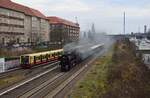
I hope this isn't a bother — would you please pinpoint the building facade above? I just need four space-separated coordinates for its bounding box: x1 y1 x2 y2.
0 0 49 45
47 17 80 46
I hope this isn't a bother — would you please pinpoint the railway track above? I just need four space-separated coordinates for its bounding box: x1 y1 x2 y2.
18 66 80 98
0 63 60 98
45 54 100 98
0 60 59 79
0 50 105 98
0 61 60 92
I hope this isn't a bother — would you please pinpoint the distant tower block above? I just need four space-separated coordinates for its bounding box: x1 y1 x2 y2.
91 23 96 34
144 25 147 33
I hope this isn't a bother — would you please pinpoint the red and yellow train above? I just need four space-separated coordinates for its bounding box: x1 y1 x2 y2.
20 49 63 68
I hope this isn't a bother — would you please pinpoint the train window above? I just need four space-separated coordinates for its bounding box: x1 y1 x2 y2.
52 53 55 57
49 54 51 58
35 56 37 60
58 52 61 56
40 55 42 61
44 55 47 59
60 52 63 55
55 53 57 57
42 55 45 59
46 54 48 60
36 56 39 60
57 52 60 56
34 56 36 63
54 53 56 56
40 55 42 59
46 54 48 57
42 55 44 59
57 53 59 56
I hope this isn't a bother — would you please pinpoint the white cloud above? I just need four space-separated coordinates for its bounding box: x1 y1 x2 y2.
12 0 92 12
47 0 92 12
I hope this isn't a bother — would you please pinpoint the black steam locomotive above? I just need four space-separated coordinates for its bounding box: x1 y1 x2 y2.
59 44 104 72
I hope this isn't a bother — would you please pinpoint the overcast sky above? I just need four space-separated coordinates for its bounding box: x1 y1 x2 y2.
12 0 150 34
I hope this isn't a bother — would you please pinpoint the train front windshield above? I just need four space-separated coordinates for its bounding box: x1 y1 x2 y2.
21 56 29 65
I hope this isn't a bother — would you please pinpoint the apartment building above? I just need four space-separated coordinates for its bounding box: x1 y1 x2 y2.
47 16 80 46
0 0 49 45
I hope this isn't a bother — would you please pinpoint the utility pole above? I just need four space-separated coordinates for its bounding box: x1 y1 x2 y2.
123 12 126 35
144 25 147 33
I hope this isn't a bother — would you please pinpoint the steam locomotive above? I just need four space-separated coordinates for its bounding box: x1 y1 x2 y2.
59 44 104 71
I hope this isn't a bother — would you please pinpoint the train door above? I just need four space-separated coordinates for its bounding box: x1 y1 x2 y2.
34 56 36 64
46 54 48 61
52 53 55 60
40 55 42 62
21 56 29 65
53 53 56 59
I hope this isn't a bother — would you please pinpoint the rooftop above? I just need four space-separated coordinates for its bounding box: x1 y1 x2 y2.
0 0 46 19
47 16 79 28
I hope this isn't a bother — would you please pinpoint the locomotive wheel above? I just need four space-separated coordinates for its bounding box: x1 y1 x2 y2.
61 65 70 72
65 65 70 71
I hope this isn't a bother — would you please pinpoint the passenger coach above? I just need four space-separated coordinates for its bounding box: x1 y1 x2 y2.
20 49 63 68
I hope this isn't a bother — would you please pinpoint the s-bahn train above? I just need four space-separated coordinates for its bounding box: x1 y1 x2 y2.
59 44 104 72
20 49 63 68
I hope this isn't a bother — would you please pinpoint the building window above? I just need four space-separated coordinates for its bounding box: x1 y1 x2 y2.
17 38 19 43
28 38 30 43
50 24 56 29
2 38 4 44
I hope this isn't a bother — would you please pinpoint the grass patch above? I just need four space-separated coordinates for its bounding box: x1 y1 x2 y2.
0 74 25 89
105 39 150 98
68 48 113 98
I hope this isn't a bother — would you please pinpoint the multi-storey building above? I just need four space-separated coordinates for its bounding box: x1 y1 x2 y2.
47 16 80 46
0 0 49 45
